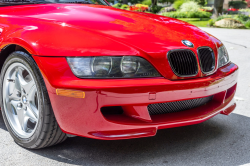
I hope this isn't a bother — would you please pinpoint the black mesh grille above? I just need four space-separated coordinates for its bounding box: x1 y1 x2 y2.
148 96 213 115
198 47 215 73
168 50 198 76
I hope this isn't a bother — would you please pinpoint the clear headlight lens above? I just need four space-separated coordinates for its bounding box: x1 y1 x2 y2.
121 56 139 74
92 57 112 77
218 45 230 68
67 56 161 78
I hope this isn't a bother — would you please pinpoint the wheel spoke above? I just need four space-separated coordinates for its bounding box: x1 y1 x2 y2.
23 117 29 132
9 88 21 101
11 101 25 130
15 69 23 92
22 80 35 96
10 100 20 110
16 68 35 95
6 101 16 115
26 105 38 122
27 86 36 101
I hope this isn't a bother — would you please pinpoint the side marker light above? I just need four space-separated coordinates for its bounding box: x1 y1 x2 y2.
56 89 85 98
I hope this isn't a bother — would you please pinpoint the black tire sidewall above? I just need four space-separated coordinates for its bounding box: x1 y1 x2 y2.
0 51 50 148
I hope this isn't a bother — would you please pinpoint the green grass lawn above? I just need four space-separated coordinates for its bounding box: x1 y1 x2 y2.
178 18 210 27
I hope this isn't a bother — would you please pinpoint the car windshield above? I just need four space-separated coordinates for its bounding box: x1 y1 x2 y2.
0 0 110 6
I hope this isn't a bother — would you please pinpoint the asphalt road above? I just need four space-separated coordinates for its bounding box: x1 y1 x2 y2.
0 28 250 166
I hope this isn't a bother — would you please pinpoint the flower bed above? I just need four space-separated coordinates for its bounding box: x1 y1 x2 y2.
129 4 149 12
112 3 149 12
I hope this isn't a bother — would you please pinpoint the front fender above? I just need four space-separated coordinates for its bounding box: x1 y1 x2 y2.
0 21 139 57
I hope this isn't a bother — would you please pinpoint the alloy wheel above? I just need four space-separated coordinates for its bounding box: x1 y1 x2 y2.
3 62 39 138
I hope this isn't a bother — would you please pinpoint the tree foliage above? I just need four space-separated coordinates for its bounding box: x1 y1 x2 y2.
173 0 185 10
141 0 152 6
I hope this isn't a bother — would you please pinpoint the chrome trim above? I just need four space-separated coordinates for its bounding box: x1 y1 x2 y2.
167 49 199 77
197 46 217 75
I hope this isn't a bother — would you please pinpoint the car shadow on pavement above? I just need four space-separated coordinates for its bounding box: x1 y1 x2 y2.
1 113 250 166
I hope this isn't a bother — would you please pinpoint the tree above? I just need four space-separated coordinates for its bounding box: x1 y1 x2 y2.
151 0 157 7
213 0 224 18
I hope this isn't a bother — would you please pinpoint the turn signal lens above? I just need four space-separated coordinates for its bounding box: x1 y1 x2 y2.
56 89 85 98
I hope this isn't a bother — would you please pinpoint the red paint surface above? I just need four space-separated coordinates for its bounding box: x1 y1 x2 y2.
0 4 238 140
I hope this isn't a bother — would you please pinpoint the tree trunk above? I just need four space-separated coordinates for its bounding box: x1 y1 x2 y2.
150 0 157 12
151 0 157 6
213 0 224 18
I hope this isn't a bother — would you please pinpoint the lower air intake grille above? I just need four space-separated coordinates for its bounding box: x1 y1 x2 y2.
198 47 215 73
148 96 213 115
168 50 198 76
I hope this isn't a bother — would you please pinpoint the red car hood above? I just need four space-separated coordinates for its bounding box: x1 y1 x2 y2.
1 4 218 53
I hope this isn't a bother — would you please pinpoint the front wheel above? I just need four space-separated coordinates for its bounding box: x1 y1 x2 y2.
0 51 67 149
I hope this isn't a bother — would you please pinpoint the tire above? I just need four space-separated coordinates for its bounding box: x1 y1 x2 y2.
0 51 67 149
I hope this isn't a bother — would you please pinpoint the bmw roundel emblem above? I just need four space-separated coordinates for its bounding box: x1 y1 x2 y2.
182 40 194 48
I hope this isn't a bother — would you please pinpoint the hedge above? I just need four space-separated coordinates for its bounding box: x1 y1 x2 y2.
162 11 212 18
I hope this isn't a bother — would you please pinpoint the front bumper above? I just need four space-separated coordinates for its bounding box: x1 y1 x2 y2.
33 56 238 140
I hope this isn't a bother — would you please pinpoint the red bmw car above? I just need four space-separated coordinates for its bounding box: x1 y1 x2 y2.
0 0 238 149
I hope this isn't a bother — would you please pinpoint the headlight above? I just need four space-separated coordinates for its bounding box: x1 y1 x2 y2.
67 56 161 78
218 45 230 68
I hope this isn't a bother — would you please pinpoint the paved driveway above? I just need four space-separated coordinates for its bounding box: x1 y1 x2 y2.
0 28 250 166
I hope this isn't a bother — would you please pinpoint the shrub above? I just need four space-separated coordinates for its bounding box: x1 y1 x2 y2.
245 20 250 28
214 14 250 29
141 0 151 6
193 0 207 6
229 1 247 9
173 0 185 10
235 14 250 22
112 3 122 8
120 4 129 10
239 9 250 12
162 11 212 18
216 15 233 22
208 19 215 26
201 6 213 11
216 14 250 22
151 5 163 13
180 1 200 12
